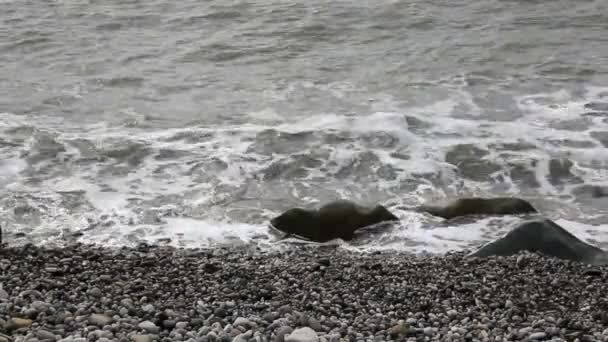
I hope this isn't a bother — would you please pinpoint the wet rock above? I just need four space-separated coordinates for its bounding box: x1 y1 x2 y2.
547 158 582 186
445 144 501 182
470 219 608 265
261 155 322 180
572 184 608 199
418 197 537 220
508 160 540 188
270 200 398 242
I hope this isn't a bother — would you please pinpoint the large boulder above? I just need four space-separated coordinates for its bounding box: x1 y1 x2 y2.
270 200 399 242
418 197 537 220
470 219 608 265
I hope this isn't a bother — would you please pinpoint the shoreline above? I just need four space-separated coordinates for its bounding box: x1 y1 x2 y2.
1 244 608 341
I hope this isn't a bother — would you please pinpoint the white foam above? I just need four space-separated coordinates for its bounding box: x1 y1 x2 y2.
3 84 608 253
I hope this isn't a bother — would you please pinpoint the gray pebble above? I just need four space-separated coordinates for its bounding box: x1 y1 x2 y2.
138 321 160 334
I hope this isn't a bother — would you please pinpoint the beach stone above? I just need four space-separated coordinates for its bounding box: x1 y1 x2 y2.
275 326 294 342
89 287 102 298
176 321 189 329
529 332 547 340
139 321 160 334
233 317 253 329
162 320 176 329
307 317 323 332
7 317 33 330
0 288 8 300
89 314 112 326
285 327 319 342
263 312 280 323
206 331 218 341
37 329 57 341
132 335 152 342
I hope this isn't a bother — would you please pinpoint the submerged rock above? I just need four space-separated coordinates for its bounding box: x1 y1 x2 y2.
470 219 608 265
270 200 399 242
444 144 501 182
418 197 538 220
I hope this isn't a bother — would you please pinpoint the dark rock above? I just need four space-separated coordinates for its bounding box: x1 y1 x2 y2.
444 144 501 182
584 102 608 112
162 320 176 329
470 219 608 265
583 269 602 277
204 263 221 274
269 200 398 242
590 131 608 147
547 158 582 186
317 258 330 267
417 197 537 220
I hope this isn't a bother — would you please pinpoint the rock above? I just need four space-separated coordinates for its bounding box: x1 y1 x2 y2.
285 327 319 342
162 320 176 329
317 259 330 267
444 144 501 181
263 312 279 323
547 158 582 186
37 329 57 341
307 317 323 331
88 287 102 298
0 288 8 301
233 317 252 329
138 321 160 334
590 131 608 148
176 321 189 329
89 314 112 326
275 326 294 342
418 197 537 220
585 102 608 112
6 317 33 331
131 334 152 342
388 322 409 336
270 200 398 242
470 219 608 265
529 332 547 340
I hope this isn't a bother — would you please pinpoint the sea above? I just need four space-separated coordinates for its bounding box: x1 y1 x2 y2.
1 0 608 253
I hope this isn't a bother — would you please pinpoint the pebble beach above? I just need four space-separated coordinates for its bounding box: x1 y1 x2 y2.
1 244 608 342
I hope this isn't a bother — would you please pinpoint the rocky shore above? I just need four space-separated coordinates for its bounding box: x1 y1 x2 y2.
1 243 608 342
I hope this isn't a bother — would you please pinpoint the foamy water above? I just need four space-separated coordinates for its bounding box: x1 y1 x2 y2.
1 0 608 253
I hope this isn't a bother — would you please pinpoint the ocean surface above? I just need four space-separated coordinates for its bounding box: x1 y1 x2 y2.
2 0 608 253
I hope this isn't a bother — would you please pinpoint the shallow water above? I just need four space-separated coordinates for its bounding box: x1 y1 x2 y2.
2 0 608 252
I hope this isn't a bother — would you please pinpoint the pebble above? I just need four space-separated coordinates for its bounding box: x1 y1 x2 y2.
285 327 319 342
36 329 57 341
529 332 547 340
275 326 294 342
0 244 605 342
7 317 33 330
138 321 160 334
132 334 152 342
89 314 112 326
